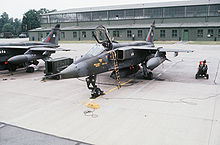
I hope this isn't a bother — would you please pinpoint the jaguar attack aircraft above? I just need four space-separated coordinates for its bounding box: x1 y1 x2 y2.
58 21 192 98
0 24 60 72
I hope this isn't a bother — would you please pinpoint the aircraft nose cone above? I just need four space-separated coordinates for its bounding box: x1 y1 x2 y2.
60 64 78 79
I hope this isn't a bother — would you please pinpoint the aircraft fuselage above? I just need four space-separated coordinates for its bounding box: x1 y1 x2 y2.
60 44 156 79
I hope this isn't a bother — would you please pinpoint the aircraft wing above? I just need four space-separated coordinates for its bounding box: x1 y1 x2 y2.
55 48 71 51
0 44 57 49
118 46 193 53
29 48 56 52
0 46 29 49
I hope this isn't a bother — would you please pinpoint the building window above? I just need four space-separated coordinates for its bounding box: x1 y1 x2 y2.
164 7 185 18
61 32 65 38
113 31 119 37
138 30 142 38
186 5 208 17
197 29 203 38
160 30 165 38
218 29 220 37
73 32 77 38
127 30 132 37
109 10 124 20
207 29 213 37
172 30 177 38
82 32 86 38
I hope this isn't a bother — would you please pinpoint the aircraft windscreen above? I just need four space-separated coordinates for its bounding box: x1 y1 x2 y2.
93 25 111 44
86 44 105 56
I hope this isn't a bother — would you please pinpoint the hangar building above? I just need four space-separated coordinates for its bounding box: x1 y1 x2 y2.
29 0 220 41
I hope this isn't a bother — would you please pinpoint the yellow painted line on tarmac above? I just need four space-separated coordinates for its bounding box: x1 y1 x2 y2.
81 79 134 106
89 78 134 101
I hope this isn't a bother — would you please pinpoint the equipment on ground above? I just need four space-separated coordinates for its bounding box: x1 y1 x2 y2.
195 60 209 79
44 57 73 80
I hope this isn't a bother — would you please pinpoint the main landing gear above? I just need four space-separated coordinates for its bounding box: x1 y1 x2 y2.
142 63 153 80
26 67 35 73
86 75 104 99
26 61 39 73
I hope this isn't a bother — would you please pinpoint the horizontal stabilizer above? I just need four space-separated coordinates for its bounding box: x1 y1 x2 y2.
158 47 194 53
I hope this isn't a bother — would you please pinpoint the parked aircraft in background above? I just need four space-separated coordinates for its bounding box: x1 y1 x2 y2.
0 24 60 72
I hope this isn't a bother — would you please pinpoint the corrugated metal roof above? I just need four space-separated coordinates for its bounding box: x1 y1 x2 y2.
42 0 220 16
29 22 220 32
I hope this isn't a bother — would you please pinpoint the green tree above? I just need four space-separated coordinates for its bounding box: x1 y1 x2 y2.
22 8 56 31
14 18 22 35
1 12 9 24
2 23 14 33
22 9 41 32
21 8 56 32
0 12 22 35
0 12 9 33
38 8 56 15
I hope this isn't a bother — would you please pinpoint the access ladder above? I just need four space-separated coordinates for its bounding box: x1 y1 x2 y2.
111 50 121 88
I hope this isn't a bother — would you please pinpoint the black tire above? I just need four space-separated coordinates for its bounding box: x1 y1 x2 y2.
195 74 198 79
26 67 34 73
206 74 209 79
56 75 61 80
95 88 101 96
147 72 153 80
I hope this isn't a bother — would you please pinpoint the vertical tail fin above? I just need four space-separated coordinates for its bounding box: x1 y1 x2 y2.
42 24 60 45
146 21 155 44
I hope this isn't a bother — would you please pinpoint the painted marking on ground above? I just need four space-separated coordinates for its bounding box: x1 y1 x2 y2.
80 79 134 106
90 78 134 101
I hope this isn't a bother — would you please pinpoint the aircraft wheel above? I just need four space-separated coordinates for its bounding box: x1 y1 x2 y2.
95 88 102 96
26 67 34 73
206 74 209 79
55 75 61 80
91 88 104 99
195 74 198 79
147 72 153 80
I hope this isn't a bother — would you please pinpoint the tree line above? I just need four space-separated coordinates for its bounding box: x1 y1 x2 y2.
0 8 56 37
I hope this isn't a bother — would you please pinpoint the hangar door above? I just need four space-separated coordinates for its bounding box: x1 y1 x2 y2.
183 30 189 41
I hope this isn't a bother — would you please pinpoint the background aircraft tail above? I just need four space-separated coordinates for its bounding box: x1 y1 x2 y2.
42 24 60 45
146 21 155 44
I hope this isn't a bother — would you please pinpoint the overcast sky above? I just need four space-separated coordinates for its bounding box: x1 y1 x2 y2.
0 0 188 19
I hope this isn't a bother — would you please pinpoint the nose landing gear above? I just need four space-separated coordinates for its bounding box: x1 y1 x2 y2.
86 75 104 99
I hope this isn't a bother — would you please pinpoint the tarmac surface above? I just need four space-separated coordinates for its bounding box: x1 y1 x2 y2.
0 38 220 145
0 122 91 145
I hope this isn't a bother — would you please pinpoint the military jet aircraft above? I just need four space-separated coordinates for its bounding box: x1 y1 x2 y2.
0 24 60 72
58 21 192 98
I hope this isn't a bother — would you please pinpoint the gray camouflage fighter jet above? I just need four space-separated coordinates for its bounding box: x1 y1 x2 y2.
59 21 192 98
0 24 60 72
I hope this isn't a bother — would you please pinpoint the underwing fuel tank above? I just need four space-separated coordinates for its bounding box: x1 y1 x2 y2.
146 57 165 70
8 54 35 65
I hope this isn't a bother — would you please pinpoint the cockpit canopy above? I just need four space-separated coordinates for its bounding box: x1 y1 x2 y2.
85 44 105 57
